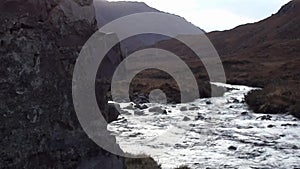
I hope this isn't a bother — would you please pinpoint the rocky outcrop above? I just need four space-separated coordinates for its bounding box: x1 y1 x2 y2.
0 0 125 168
245 83 300 118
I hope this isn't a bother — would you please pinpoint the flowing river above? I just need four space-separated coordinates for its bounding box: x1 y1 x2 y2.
108 83 300 169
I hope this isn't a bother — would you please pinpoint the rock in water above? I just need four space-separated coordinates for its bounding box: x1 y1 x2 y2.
183 116 191 121
162 110 168 115
149 107 164 113
134 110 144 116
241 112 248 116
107 103 121 123
134 104 148 110
228 146 237 151
180 107 188 111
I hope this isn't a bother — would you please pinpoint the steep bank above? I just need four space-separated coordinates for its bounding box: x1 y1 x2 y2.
207 0 300 117
0 0 125 168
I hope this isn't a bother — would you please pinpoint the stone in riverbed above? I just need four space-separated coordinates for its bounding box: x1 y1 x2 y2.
134 104 148 110
183 116 191 121
148 107 164 113
162 110 168 115
180 107 188 111
281 123 298 127
241 112 248 116
257 115 272 120
195 113 205 121
267 124 276 128
228 146 237 151
206 101 212 105
134 110 144 116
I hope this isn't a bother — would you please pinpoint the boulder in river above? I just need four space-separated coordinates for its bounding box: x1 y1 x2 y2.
183 116 191 121
257 115 272 120
162 110 168 115
206 101 212 105
149 107 164 113
228 146 237 151
267 124 276 128
180 107 188 111
195 113 206 121
134 110 144 116
107 103 121 123
134 104 148 110
241 112 248 116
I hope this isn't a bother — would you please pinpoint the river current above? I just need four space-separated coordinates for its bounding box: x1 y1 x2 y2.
108 83 300 169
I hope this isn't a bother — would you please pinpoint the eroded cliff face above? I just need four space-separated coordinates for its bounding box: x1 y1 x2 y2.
0 0 125 168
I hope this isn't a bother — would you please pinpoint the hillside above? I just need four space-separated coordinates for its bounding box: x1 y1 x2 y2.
207 0 300 117
94 0 159 27
121 0 300 117
207 0 300 86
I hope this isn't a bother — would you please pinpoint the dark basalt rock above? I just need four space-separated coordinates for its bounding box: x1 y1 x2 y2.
162 110 168 115
0 0 125 168
256 115 272 121
195 113 206 121
206 101 212 105
241 112 248 116
107 103 121 123
134 104 148 110
228 146 237 151
267 124 276 128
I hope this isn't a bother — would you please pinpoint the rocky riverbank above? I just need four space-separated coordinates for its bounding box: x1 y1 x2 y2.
245 82 300 119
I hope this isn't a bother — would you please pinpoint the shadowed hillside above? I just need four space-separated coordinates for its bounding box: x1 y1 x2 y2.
207 0 300 117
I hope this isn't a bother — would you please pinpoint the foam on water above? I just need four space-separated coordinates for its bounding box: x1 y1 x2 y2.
108 83 300 169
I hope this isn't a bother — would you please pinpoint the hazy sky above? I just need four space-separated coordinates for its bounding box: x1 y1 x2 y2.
108 0 290 32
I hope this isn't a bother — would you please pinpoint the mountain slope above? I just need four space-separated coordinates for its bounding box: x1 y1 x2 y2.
94 0 159 27
207 0 300 117
207 0 300 86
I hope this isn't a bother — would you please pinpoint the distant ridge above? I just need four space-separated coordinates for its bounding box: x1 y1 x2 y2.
94 0 159 27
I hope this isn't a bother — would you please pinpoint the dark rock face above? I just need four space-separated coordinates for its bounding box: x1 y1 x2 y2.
0 0 125 168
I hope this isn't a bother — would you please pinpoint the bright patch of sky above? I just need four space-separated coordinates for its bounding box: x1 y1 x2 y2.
107 0 291 32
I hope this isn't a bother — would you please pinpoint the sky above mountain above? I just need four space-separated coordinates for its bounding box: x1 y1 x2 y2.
107 0 291 32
